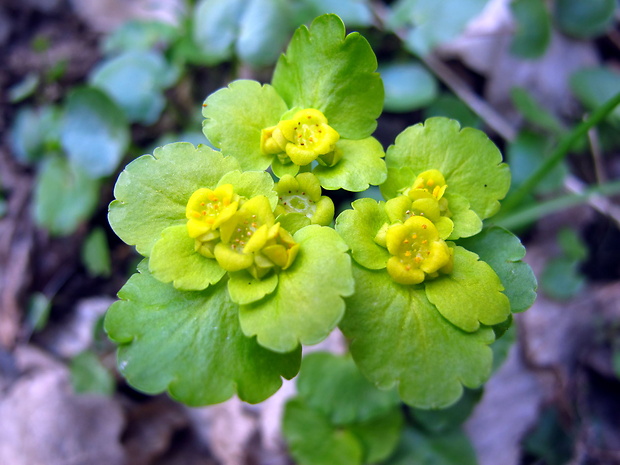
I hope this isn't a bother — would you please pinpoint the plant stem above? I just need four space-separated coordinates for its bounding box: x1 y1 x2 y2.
494 180 620 230
500 91 620 214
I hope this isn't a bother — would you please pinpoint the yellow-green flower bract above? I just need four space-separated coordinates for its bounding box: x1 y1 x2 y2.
274 173 335 226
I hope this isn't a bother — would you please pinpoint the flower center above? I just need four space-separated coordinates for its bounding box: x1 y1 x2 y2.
384 216 453 285
408 169 448 201
186 184 239 239
261 109 340 166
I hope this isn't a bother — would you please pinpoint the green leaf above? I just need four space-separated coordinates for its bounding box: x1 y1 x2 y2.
228 271 278 305
8 72 39 103
149 225 226 290
272 14 383 139
81 227 112 278
202 80 288 171
380 62 438 112
491 322 515 371
335 198 390 270
297 0 373 26
557 227 588 261
105 266 301 405
34 155 100 236
109 142 240 256
236 0 294 67
349 408 403 463
283 398 363 465
26 292 51 332
103 20 179 54
90 50 178 125
275 212 311 235
70 350 115 396
383 117 510 220
192 0 245 64
511 87 565 135
424 246 511 332
239 225 354 353
271 157 301 178
9 105 62 164
313 137 387 192
554 0 615 39
297 352 400 425
506 131 566 195
391 0 489 56
384 427 478 465
444 193 483 239
570 67 620 124
409 388 483 433
510 0 551 59
61 86 129 178
541 256 585 301
340 264 494 409
458 226 537 313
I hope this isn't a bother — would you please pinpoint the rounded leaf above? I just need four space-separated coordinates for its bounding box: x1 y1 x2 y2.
202 80 288 171
340 264 494 409
239 225 354 353
90 50 178 124
335 198 391 270
382 117 510 220
105 265 301 406
458 226 537 313
424 246 511 332
109 142 241 257
272 14 383 139
61 86 129 178
313 137 387 192
149 225 227 290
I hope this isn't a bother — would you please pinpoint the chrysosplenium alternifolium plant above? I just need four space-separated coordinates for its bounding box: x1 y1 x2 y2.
105 15 536 409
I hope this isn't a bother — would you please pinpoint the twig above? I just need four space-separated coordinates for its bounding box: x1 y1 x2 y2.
587 125 606 183
420 53 517 141
502 91 620 213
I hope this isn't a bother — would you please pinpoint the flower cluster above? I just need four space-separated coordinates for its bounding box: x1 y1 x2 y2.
105 15 536 411
187 186 299 279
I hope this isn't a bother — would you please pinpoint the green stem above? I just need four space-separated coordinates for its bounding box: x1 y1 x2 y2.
500 91 620 214
494 180 620 230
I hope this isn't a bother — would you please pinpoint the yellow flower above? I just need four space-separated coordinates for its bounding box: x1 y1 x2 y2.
186 184 239 258
186 184 239 238
385 216 453 285
274 173 335 226
213 196 299 279
408 169 448 201
261 109 340 166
